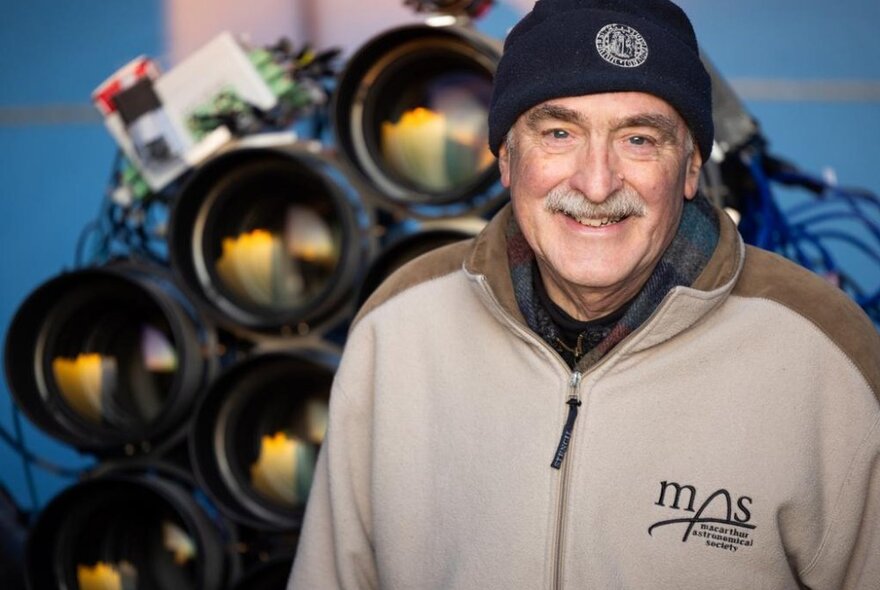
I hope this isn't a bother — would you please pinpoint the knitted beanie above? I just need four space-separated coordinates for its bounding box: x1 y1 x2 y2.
488 0 713 163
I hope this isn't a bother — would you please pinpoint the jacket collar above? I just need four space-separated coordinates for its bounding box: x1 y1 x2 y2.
464 201 745 355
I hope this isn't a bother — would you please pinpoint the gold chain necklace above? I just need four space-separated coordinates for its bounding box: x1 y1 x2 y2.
555 332 586 360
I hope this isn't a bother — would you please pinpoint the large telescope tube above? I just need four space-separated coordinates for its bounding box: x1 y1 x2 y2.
333 24 505 216
169 143 372 337
25 469 236 590
4 264 213 456
189 351 335 530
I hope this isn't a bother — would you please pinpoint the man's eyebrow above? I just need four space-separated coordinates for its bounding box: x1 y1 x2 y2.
614 113 680 143
524 106 682 143
525 104 584 129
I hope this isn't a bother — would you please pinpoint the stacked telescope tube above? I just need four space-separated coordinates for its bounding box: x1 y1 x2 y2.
332 23 507 219
167 137 376 341
25 460 240 590
4 267 341 588
4 262 218 458
356 216 488 308
188 349 336 532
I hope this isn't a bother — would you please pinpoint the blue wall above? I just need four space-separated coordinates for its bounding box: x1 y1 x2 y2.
1 0 879 510
0 0 165 507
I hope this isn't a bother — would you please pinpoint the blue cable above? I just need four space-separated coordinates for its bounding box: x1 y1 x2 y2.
738 149 880 325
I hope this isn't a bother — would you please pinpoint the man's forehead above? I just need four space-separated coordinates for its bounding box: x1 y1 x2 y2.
522 92 687 130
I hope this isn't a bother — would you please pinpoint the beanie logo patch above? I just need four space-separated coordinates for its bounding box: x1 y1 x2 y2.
595 24 649 68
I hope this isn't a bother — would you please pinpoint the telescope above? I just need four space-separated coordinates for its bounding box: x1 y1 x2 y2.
25 462 238 590
188 350 336 530
332 22 506 218
4 263 216 456
168 139 374 338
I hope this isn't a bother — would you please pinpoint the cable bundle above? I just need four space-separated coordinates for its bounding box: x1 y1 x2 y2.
733 146 880 324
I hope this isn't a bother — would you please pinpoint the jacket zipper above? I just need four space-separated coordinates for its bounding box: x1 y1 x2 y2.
552 371 582 590
551 372 583 469
471 276 589 590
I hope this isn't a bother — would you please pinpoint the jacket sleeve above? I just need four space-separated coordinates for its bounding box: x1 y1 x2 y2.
800 415 880 589
287 374 378 590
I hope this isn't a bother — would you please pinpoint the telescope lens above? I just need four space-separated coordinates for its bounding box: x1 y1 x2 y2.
224 375 329 511
43 285 179 433
170 146 371 333
190 353 334 528
333 29 501 207
369 68 494 193
58 485 200 589
6 266 211 454
245 398 327 508
201 160 344 317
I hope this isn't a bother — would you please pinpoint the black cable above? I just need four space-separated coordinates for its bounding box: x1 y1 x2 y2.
0 411 87 480
10 406 38 511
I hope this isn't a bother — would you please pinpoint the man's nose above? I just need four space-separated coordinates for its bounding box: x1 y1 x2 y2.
567 142 623 202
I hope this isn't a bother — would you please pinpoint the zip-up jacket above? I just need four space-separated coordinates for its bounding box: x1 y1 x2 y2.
289 203 880 589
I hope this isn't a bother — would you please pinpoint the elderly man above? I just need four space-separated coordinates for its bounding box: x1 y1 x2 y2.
290 0 880 588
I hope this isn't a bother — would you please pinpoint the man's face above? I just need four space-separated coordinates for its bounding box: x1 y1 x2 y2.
498 92 703 319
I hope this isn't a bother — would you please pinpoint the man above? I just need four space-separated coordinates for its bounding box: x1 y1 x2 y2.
290 0 880 588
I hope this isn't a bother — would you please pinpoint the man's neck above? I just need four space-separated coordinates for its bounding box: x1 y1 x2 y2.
535 259 651 322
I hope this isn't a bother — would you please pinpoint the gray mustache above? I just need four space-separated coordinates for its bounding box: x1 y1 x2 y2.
544 186 647 220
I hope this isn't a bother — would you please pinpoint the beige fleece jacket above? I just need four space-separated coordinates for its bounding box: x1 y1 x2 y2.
289 204 880 589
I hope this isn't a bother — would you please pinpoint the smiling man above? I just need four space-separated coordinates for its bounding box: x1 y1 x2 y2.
499 92 703 323
289 1 880 588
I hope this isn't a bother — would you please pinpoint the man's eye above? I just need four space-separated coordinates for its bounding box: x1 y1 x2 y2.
548 129 570 140
628 135 653 146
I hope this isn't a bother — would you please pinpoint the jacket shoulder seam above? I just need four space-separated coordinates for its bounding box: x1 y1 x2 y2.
732 246 880 402
729 293 880 404
351 239 472 329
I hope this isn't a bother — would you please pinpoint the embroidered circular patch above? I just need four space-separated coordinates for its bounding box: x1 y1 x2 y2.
595 23 649 68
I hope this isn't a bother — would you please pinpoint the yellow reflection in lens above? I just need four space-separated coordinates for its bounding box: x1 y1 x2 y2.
250 432 316 507
52 354 117 424
162 521 197 566
381 106 493 193
215 229 285 307
77 561 137 590
141 325 178 373
215 222 336 309
382 107 448 191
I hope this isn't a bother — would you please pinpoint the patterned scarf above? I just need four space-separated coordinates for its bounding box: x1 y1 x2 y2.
507 194 720 371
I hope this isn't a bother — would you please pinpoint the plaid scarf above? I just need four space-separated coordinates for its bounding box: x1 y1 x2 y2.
507 194 720 371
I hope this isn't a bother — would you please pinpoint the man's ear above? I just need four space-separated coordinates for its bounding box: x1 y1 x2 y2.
684 148 703 200
498 142 511 188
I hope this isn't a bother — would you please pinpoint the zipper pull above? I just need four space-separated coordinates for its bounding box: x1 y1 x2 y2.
551 372 582 470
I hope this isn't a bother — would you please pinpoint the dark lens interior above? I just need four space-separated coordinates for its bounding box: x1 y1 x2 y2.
44 283 178 433
362 49 494 196
201 160 345 316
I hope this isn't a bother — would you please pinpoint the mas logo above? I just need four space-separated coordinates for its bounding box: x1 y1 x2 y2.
595 23 649 68
648 480 756 553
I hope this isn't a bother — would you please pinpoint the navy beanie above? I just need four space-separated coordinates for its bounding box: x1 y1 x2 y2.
488 0 713 163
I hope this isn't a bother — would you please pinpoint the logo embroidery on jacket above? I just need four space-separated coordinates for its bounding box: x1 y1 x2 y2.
648 480 756 553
